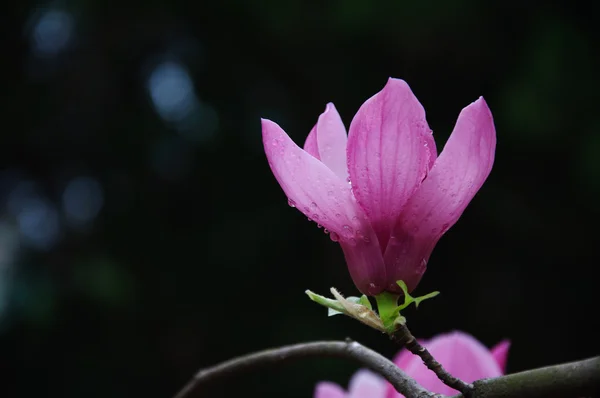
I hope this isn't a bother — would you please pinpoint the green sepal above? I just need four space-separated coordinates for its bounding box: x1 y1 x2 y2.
358 294 372 310
374 291 400 333
394 280 440 312
305 290 345 315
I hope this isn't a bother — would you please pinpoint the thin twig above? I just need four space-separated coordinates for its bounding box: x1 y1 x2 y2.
172 340 437 398
391 324 473 396
452 355 600 398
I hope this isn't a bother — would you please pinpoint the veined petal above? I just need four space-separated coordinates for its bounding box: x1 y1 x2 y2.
348 370 387 398
315 103 349 180
314 382 346 398
339 234 386 296
304 125 320 159
303 103 349 181
347 78 433 250
262 119 373 239
383 97 496 292
423 130 437 170
490 340 511 373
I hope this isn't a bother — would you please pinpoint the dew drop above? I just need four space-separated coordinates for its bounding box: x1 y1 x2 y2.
329 232 340 242
349 237 357 246
310 202 318 208
442 223 450 231
335 213 341 218
272 139 279 146
317 223 322 229
287 198 296 208
323 228 329 234
343 225 354 233
367 283 380 296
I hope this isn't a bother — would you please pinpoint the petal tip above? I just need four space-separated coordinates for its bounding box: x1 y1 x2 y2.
385 77 410 89
260 118 274 129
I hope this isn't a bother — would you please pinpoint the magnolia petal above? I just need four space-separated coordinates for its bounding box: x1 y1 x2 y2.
347 78 432 250
423 129 438 170
339 236 386 296
262 119 374 238
315 103 349 180
314 382 346 398
490 339 511 373
304 125 320 159
348 369 387 398
384 97 496 292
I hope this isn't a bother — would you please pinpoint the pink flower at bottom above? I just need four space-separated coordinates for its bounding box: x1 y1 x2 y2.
314 331 510 398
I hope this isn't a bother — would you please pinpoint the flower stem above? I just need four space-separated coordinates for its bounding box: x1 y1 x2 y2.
391 323 474 396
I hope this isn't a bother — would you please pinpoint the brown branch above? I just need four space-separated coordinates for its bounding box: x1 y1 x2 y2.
172 340 438 398
451 355 600 398
391 324 473 396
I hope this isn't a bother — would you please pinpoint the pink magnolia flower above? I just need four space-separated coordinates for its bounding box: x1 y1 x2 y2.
262 78 496 295
314 331 510 398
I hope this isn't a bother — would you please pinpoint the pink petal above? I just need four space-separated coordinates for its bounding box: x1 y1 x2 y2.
383 97 496 292
314 382 347 398
490 339 511 373
348 370 387 398
347 78 433 250
264 119 386 294
339 236 387 295
316 103 349 180
423 130 437 170
262 119 378 237
304 125 320 159
388 331 502 397
303 104 348 181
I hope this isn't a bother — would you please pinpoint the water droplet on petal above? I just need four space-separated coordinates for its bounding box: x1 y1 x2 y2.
349 237 357 246
287 198 296 208
367 283 380 296
330 232 340 242
323 228 329 234
272 139 279 146
335 213 341 218
418 258 428 272
310 202 318 208
343 225 353 233
356 230 371 244
316 223 322 228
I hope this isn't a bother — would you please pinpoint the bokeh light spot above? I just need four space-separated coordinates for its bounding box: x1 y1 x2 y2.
30 9 74 56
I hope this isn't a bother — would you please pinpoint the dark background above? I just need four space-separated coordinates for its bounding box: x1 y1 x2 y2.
1 1 598 397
